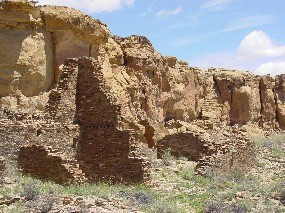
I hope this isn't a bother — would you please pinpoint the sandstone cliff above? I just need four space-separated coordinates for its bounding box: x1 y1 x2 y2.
0 0 284 184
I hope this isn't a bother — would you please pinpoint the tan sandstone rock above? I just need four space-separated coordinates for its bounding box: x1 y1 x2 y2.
0 0 283 184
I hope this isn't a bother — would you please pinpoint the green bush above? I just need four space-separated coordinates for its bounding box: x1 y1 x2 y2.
162 148 174 166
22 183 39 201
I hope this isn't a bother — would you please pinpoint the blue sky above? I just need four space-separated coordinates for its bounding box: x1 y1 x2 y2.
40 0 285 75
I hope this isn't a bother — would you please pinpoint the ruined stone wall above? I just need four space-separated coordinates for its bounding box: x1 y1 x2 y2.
14 57 151 184
157 131 207 161
0 1 284 184
47 58 79 122
157 122 256 175
18 144 85 184
75 58 150 183
0 123 78 160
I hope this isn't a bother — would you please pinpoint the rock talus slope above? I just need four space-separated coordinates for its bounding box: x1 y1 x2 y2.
0 0 284 183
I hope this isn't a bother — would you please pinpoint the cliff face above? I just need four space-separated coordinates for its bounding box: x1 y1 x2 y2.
0 0 109 98
0 0 284 183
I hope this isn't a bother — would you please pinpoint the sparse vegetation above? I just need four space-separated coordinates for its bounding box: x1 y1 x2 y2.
0 162 180 213
149 133 285 212
252 133 285 159
162 148 175 166
0 133 284 212
22 182 40 201
40 195 55 213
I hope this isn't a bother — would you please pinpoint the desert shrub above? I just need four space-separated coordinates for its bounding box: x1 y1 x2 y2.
179 168 193 180
263 139 284 158
230 203 248 213
179 166 211 186
0 200 25 213
22 183 39 201
3 161 21 183
58 183 119 199
151 159 164 168
162 148 174 166
280 191 285 205
227 168 246 183
39 195 55 213
256 161 266 168
79 208 87 213
252 133 285 158
0 186 12 199
144 200 178 213
25 194 55 213
204 202 248 213
205 165 247 186
275 182 285 205
204 201 226 213
117 191 154 206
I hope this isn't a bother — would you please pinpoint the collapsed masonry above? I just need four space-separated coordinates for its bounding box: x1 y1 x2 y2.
0 0 284 184
157 121 256 174
17 57 151 184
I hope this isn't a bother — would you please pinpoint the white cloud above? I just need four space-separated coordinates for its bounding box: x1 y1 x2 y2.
156 7 182 17
255 62 285 76
191 31 285 76
202 0 233 10
237 30 285 60
39 0 134 13
223 15 275 32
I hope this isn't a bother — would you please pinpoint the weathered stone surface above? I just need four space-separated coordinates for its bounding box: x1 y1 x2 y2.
157 121 256 174
74 58 151 183
0 1 52 96
0 1 284 184
18 144 86 184
0 156 5 176
260 76 277 128
212 70 261 125
0 0 109 98
40 5 110 82
276 75 285 129
1 0 35 11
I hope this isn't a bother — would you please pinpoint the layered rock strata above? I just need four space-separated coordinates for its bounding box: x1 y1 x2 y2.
0 0 284 183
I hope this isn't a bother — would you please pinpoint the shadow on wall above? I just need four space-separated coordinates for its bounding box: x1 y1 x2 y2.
18 145 75 184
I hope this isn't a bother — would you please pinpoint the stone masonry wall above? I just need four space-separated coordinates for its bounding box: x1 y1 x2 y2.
18 144 86 184
0 1 284 185
16 57 151 184
75 58 150 183
157 122 256 175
